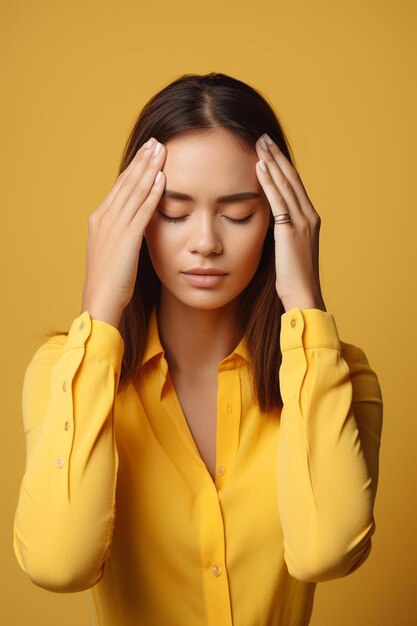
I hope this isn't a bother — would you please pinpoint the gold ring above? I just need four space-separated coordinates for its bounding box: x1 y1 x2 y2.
273 213 292 224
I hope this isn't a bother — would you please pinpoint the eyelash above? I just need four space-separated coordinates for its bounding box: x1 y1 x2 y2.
160 213 253 224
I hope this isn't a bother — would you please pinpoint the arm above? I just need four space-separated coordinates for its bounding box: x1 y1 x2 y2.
277 307 383 583
13 311 124 592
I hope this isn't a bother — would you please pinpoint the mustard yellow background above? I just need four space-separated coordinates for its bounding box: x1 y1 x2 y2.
2 0 416 624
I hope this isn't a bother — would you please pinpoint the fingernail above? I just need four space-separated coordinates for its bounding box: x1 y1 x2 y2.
144 138 155 149
153 141 162 156
260 137 268 150
263 133 273 145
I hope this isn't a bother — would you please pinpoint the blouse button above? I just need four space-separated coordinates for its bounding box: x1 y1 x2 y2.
217 466 225 476
62 379 68 392
64 420 70 431
55 456 64 468
78 321 85 330
290 318 297 328
210 565 221 576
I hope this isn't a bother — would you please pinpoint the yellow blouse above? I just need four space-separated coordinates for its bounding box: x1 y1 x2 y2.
13 305 383 626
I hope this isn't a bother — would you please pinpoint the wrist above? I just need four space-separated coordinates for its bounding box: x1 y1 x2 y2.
80 303 123 330
281 295 327 313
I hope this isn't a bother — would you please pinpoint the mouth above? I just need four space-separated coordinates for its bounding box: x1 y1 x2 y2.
180 272 228 287
182 269 228 276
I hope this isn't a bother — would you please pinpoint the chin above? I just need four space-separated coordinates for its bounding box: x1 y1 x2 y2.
161 285 243 312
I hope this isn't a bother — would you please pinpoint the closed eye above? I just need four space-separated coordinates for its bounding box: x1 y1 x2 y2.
159 213 253 224
227 215 252 224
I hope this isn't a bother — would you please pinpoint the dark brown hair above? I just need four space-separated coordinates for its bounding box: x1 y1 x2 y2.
44 72 298 415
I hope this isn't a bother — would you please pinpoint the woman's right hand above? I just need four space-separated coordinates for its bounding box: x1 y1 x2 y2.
80 137 166 328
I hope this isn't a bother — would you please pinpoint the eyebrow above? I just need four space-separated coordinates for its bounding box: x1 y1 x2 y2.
162 190 262 203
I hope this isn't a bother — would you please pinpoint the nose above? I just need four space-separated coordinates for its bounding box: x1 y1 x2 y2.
188 213 223 255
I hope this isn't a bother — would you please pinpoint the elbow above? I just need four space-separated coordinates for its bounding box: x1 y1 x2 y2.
25 569 104 594
37 564 105 593
285 518 376 583
286 538 373 583
15 552 106 592
13 529 106 592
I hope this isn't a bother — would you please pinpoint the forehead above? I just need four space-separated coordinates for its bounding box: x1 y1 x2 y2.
161 130 260 197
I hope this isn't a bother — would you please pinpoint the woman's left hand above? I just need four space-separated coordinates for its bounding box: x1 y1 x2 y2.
255 133 327 313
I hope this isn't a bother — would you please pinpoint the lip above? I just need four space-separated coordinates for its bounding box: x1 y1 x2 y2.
182 267 227 275
180 272 227 287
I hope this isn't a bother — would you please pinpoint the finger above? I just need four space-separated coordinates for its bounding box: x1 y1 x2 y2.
256 138 303 224
255 160 293 228
259 135 319 222
97 138 156 217
122 144 167 222
102 141 161 221
131 170 166 232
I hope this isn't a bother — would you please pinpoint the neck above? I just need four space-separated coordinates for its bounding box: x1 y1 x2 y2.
156 290 242 377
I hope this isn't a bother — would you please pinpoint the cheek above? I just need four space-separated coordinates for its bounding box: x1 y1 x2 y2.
145 223 180 273
234 228 266 271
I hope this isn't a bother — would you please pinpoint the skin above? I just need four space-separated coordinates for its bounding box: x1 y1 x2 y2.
143 128 271 377
144 127 327 379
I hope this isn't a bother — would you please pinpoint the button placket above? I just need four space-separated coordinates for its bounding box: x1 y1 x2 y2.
54 313 91 473
62 376 71 430
281 308 306 352
210 564 221 576
215 368 240 492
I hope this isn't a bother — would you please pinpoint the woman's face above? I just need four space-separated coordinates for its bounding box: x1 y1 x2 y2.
144 128 271 311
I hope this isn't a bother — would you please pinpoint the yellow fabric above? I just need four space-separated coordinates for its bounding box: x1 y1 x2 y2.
13 305 383 626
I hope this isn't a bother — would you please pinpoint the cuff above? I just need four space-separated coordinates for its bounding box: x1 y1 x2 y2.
280 308 342 353
63 311 125 373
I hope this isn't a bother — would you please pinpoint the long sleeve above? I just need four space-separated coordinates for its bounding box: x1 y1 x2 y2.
13 311 124 592
277 307 383 583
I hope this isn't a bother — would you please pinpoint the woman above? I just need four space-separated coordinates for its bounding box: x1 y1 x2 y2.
13 72 383 626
